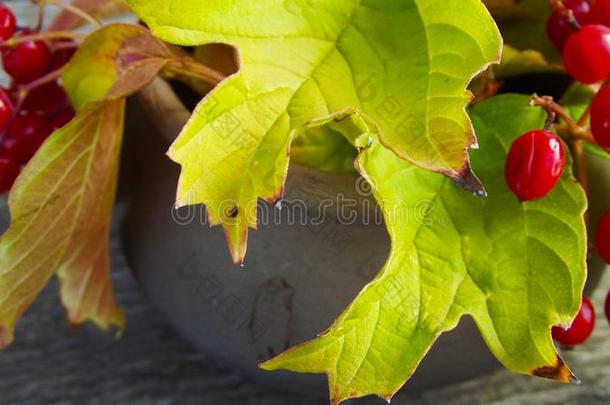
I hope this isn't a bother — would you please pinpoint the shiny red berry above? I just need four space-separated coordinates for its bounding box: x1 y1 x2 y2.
591 0 610 26
49 105 75 130
2 40 52 83
605 291 610 325
596 210 610 265
2 113 52 164
0 152 19 193
563 24 610 83
50 41 77 70
505 130 566 201
0 87 14 132
22 80 68 115
591 86 610 151
547 0 593 50
552 296 595 346
0 3 16 41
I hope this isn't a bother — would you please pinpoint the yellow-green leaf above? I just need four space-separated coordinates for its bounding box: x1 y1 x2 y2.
262 95 587 403
127 0 502 263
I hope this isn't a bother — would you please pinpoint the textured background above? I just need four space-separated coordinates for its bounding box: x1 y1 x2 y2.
2 1 610 404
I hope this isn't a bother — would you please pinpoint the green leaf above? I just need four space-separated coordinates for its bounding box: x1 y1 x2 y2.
261 94 587 403
493 45 560 80
127 0 502 263
0 100 126 349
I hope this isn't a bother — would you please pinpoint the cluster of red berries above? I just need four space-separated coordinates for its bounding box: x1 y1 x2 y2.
0 2 75 194
502 0 610 347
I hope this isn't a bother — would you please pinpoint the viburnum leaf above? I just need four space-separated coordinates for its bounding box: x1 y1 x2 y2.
0 100 126 348
493 45 560 80
127 0 502 263
0 22 204 348
261 95 587 403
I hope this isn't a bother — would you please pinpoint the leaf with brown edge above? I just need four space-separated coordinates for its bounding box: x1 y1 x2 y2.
261 95 586 403
128 0 502 264
0 99 125 349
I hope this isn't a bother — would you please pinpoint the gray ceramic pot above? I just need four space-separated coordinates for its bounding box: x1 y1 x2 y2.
119 79 606 400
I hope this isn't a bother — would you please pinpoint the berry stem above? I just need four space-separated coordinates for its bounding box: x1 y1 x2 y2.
549 0 582 29
2 31 85 47
530 94 577 131
36 0 46 32
35 0 102 28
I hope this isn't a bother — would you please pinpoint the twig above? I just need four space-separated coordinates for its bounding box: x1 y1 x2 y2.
36 0 102 28
2 31 85 47
549 0 581 29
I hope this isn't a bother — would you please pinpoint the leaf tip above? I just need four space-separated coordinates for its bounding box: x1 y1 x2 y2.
451 164 486 197
532 355 579 384
0 325 14 351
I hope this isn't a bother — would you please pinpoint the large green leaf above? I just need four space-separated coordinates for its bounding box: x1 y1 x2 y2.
261 95 587 403
127 0 502 263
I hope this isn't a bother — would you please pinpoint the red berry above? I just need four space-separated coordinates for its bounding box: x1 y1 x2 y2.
50 41 77 70
0 87 14 132
547 0 593 50
2 113 52 164
591 86 610 151
22 80 68 115
596 210 610 265
49 105 75 129
552 296 595 346
0 152 19 193
605 291 610 325
2 40 52 83
505 130 566 201
0 3 16 41
563 24 610 83
591 0 610 26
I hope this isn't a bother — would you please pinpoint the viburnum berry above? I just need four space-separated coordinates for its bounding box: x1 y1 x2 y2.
563 24 610 83
0 87 14 132
606 291 610 325
49 41 77 71
21 80 68 115
591 0 610 26
49 106 75 130
547 0 593 50
552 296 595 346
590 86 610 151
596 210 610 265
505 130 566 201
0 152 19 194
0 2 16 41
2 113 52 164
2 39 52 83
